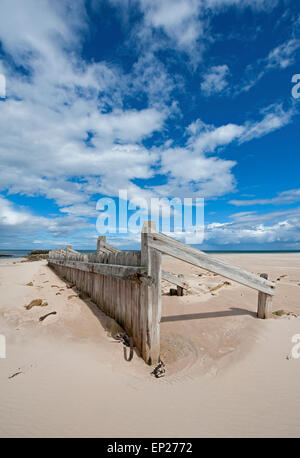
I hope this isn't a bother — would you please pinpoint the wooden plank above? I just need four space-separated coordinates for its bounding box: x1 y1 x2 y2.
149 248 162 365
141 221 161 365
257 273 273 319
108 274 114 319
107 252 116 265
162 270 188 289
99 273 104 308
139 284 147 361
101 241 121 253
148 232 275 295
124 252 132 333
96 246 112 255
103 275 108 314
125 279 132 334
50 260 148 282
114 276 119 322
141 221 154 363
119 278 126 329
131 282 139 351
97 236 121 254
65 247 80 255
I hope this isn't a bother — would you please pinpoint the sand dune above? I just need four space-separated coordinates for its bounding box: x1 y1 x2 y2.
0 254 300 437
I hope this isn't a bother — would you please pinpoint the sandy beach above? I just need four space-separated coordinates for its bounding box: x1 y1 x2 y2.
0 253 300 438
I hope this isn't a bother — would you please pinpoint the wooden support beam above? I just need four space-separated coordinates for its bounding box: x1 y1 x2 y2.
97 236 106 253
49 260 150 284
162 270 187 290
65 247 80 255
150 247 162 363
177 285 184 296
257 273 273 319
148 232 275 296
141 221 161 365
97 236 121 254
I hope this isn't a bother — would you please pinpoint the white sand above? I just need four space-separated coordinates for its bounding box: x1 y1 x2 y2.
0 254 300 437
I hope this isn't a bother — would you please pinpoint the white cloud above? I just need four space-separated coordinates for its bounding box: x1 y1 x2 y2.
138 0 202 54
0 196 31 226
205 0 279 9
205 207 300 247
0 73 6 98
59 203 99 217
155 103 294 200
132 0 280 60
266 39 300 69
0 195 94 247
239 104 293 143
230 189 300 206
0 0 297 249
239 38 300 93
201 65 230 96
131 52 179 107
188 103 292 154
0 0 168 209
190 122 245 152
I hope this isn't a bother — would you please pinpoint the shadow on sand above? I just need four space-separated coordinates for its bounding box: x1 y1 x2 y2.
62 275 141 362
161 307 257 323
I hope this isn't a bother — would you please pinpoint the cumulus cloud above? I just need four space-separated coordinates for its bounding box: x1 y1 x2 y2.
0 196 32 226
0 0 291 211
158 205 300 248
201 65 230 96
188 103 292 153
204 207 300 248
0 0 167 210
150 102 293 200
0 0 297 248
0 195 93 247
140 0 202 52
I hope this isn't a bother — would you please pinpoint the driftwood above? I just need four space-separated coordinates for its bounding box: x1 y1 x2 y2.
39 311 57 322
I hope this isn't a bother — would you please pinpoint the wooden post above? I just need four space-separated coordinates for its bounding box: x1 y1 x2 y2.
257 273 272 319
141 221 161 365
177 286 184 296
177 274 184 296
97 236 106 253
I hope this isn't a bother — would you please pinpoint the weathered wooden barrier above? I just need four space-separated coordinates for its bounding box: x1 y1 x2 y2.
49 221 275 366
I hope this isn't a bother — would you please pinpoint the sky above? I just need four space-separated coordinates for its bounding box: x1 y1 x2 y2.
0 0 299 250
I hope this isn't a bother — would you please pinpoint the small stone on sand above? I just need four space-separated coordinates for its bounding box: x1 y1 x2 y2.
24 299 48 310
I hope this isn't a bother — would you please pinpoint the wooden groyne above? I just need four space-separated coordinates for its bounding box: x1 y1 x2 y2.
48 221 276 365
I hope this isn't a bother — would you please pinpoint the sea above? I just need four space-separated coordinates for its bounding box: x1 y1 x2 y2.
1 249 300 259
0 250 32 258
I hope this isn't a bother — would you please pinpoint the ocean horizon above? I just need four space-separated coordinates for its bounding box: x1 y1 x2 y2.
1 249 300 259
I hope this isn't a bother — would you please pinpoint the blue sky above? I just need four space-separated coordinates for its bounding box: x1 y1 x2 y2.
0 0 299 250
